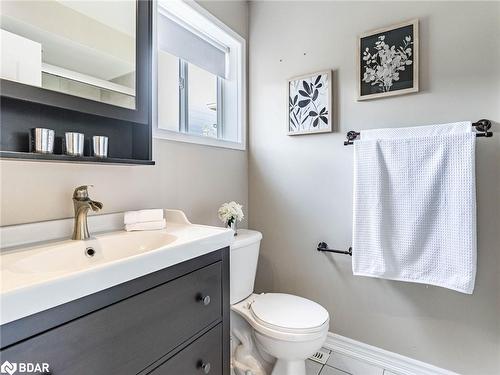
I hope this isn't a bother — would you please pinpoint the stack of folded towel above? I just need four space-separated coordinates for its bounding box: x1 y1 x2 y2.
124 209 166 232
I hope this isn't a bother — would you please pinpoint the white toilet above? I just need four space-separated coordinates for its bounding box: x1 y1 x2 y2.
230 229 329 375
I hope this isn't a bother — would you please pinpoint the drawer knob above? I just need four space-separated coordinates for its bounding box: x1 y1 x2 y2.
200 361 211 374
198 295 211 306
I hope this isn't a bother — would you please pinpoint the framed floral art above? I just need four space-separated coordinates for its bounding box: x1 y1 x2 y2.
358 19 419 100
287 70 332 135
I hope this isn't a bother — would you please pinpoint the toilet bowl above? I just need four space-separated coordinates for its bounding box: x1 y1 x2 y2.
230 230 329 375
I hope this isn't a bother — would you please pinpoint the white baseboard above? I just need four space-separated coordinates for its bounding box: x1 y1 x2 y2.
323 333 459 375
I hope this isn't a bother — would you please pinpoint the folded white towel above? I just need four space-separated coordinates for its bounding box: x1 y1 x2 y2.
352 122 477 294
124 209 164 225
125 219 166 232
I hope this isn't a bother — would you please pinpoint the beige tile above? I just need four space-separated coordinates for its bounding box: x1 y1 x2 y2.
320 366 351 375
306 359 323 375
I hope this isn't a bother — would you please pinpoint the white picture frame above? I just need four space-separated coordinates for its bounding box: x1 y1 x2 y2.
287 70 333 135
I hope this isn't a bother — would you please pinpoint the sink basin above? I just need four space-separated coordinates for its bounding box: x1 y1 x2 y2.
0 209 234 326
8 231 177 274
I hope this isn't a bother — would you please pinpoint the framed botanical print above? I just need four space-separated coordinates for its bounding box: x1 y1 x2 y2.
287 70 332 135
358 19 419 100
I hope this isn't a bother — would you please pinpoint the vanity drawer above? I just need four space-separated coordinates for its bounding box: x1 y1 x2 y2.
149 324 222 375
1 261 222 374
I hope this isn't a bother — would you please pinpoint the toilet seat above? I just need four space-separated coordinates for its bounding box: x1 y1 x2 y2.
251 293 329 334
231 293 330 342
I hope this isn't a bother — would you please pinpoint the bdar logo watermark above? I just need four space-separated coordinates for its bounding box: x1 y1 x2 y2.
0 362 17 375
0 361 50 375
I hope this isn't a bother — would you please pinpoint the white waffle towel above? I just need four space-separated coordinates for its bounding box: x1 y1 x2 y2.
352 121 477 294
360 121 472 140
124 209 164 225
125 219 166 232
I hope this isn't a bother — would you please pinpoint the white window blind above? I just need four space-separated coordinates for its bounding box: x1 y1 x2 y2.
157 12 226 78
154 0 245 150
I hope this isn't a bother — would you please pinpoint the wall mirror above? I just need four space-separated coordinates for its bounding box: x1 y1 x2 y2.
0 0 150 124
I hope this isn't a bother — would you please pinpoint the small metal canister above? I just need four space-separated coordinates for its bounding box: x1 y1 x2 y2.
65 132 85 156
30 128 55 154
92 136 108 158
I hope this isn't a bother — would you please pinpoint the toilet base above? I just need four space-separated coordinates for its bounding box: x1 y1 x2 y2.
232 294 329 375
271 359 306 375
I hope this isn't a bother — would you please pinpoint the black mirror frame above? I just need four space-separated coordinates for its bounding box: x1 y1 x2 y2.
0 0 151 125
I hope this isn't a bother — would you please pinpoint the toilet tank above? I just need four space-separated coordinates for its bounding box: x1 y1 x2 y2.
230 229 262 304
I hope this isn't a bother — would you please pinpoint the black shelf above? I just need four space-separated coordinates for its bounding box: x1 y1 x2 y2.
0 151 155 165
1 96 153 165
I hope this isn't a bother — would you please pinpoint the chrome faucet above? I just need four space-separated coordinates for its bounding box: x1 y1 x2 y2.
72 185 103 240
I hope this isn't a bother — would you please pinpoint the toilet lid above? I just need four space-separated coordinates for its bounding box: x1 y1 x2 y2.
250 293 329 331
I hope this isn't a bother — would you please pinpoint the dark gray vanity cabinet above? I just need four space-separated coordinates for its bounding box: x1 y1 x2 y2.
149 324 223 375
0 248 230 375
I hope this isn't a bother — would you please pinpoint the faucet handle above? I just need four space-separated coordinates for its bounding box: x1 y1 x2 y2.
73 185 93 200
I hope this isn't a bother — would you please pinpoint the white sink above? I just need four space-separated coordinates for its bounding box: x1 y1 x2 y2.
0 209 234 325
8 231 177 275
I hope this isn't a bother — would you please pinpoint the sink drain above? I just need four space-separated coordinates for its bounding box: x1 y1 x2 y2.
85 247 96 257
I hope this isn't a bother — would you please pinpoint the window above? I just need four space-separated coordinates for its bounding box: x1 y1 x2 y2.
187 62 219 138
154 1 246 150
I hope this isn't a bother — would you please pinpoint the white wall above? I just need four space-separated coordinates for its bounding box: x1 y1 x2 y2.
0 1 249 228
0 30 42 87
1 0 135 64
248 2 500 374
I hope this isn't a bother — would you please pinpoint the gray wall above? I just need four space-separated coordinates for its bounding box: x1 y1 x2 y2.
248 2 499 374
0 1 249 227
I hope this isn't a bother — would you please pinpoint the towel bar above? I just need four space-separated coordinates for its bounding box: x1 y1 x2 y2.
317 242 352 256
344 119 493 145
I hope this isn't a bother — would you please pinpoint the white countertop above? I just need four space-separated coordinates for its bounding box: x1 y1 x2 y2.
0 210 234 325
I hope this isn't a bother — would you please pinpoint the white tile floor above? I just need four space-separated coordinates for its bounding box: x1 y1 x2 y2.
306 347 389 375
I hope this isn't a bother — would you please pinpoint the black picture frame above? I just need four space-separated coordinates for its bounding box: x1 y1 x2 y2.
358 19 419 101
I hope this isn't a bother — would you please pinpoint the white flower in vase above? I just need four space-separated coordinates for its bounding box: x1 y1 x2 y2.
218 201 244 235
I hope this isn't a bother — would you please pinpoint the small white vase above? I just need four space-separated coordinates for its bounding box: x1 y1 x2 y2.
227 220 238 236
